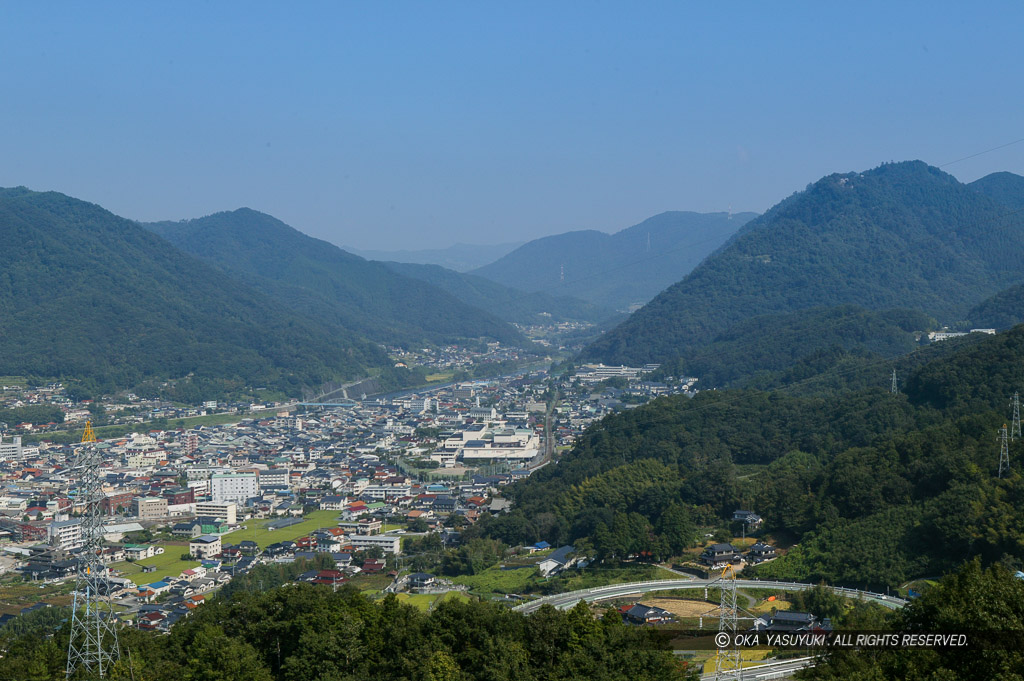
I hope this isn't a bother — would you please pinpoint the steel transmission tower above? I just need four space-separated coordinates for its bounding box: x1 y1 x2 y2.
1011 393 1021 441
66 421 122 679
714 564 742 680
998 424 1011 479
890 368 898 394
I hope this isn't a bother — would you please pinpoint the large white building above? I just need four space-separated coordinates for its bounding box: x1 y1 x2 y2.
48 519 83 549
210 473 258 505
347 534 401 554
0 436 23 461
194 502 237 525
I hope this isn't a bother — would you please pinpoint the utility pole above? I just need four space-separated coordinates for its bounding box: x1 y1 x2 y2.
66 421 122 679
890 368 898 394
1011 393 1021 441
998 424 1010 478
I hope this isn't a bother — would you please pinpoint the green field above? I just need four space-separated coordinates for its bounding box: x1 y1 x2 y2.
109 543 201 582
221 510 342 550
394 591 469 611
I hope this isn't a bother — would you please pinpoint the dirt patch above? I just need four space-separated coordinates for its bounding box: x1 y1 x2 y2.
641 598 717 618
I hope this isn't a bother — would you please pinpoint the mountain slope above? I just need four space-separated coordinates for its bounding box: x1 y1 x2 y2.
968 170 1024 211
585 161 1024 365
379 261 614 325
471 211 754 309
0 188 385 393
967 283 1024 331
147 210 526 348
671 305 933 388
347 241 522 272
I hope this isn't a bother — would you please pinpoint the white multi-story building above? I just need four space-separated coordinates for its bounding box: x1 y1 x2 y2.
194 502 237 525
258 469 289 489
210 473 258 505
48 519 83 549
346 534 401 554
0 436 22 461
189 534 222 559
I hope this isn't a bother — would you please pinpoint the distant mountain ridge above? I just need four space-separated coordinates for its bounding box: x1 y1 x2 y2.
147 209 527 348
347 241 523 272
968 171 1024 211
471 211 755 310
0 188 384 395
584 162 1024 367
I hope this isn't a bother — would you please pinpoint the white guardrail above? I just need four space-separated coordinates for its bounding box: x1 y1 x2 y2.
512 578 907 613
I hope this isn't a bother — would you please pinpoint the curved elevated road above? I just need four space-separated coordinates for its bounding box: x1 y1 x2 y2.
512 577 906 614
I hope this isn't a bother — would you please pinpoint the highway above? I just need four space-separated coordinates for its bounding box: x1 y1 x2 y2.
513 577 907 613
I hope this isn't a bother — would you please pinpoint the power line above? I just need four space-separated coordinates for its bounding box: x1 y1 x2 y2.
939 137 1024 168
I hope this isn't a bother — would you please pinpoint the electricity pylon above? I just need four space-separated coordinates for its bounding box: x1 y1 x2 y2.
890 368 898 394
66 421 122 678
714 563 742 680
998 424 1010 479
1011 393 1021 441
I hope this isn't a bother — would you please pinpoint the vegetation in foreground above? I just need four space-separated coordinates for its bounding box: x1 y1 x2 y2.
0 584 691 681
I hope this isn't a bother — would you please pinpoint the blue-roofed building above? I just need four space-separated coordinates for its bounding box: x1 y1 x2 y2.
538 545 576 577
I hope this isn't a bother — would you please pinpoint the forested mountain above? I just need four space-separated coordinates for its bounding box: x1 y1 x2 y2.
147 209 526 347
0 188 386 395
380 261 614 324
656 305 933 388
585 162 1024 366
967 282 1024 331
348 241 523 272
483 323 1024 590
968 170 1024 211
472 211 754 310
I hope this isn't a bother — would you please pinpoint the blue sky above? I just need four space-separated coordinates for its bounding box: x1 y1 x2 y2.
2 2 1022 250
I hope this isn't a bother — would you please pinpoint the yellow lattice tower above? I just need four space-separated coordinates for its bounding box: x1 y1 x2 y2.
81 420 96 444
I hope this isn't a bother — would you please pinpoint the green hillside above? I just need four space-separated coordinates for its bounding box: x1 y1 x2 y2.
472 210 753 310
968 170 1024 211
483 323 1024 590
380 261 614 324
965 282 1024 331
585 162 1024 366
0 188 384 395
148 209 526 348
658 305 934 388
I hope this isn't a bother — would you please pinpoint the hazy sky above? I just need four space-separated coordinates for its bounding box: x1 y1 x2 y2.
2 2 1023 251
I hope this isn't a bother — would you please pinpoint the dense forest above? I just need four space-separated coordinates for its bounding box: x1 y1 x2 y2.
147 209 527 348
484 324 1024 589
585 162 1024 366
802 560 1024 680
654 305 933 388
0 188 386 397
0 585 689 681
473 211 754 310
